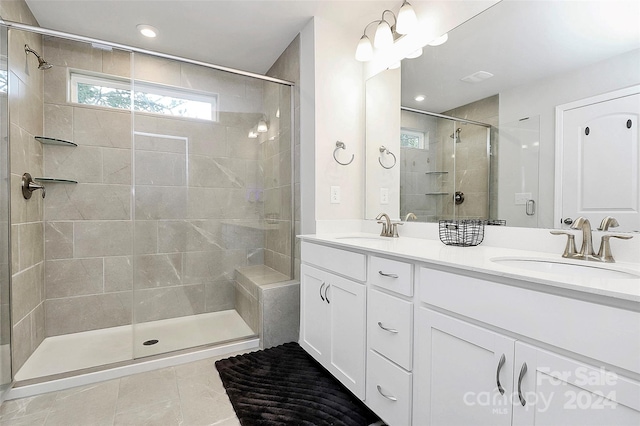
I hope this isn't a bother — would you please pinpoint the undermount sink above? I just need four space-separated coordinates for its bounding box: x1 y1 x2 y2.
491 257 640 280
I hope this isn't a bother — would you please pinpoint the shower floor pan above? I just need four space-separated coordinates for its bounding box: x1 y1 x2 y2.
15 309 254 382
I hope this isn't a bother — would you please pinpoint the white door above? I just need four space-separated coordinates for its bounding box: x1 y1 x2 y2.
558 90 639 231
512 341 640 426
326 273 366 399
414 308 515 426
299 265 330 363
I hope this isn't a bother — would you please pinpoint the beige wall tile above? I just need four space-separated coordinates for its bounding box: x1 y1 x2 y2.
104 256 132 293
135 186 187 220
44 221 74 259
18 222 43 270
74 221 132 257
45 258 103 299
45 292 132 336
134 253 182 289
44 145 103 183
182 249 246 285
43 37 102 71
134 220 157 255
43 65 67 105
11 263 43 322
43 104 73 142
134 133 186 154
10 123 28 174
45 183 130 221
102 148 131 185
11 315 31 374
135 151 186 186
204 280 234 313
0 0 40 25
188 156 245 188
134 54 180 86
102 49 131 78
73 107 131 149
134 285 204 323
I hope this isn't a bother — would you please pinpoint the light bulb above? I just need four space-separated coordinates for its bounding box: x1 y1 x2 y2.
374 20 394 48
355 35 373 62
257 120 268 133
396 1 418 35
414 95 425 102
248 131 258 139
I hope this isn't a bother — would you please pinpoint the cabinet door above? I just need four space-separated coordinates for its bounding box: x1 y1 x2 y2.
327 273 366 399
299 264 330 364
414 308 515 426
512 342 640 425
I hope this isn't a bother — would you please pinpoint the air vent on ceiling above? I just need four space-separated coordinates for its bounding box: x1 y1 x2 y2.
460 71 494 83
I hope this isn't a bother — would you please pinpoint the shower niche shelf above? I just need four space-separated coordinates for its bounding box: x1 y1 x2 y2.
425 192 449 196
34 177 78 184
35 136 77 147
425 171 448 175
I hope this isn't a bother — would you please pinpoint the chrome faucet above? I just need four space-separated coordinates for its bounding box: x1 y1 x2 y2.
596 216 633 263
570 217 597 260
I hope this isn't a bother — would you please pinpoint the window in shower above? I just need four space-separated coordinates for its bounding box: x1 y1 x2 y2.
70 71 218 120
400 128 426 149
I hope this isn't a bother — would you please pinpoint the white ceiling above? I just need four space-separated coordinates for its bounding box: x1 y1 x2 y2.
24 0 399 74
401 0 640 113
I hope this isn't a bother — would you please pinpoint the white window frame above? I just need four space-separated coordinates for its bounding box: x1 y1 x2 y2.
69 70 218 122
401 128 427 149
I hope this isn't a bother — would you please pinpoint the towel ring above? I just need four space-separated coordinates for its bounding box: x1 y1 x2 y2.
378 146 397 169
333 141 354 166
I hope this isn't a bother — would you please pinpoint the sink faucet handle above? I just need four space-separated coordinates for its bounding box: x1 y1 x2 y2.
598 216 619 231
596 233 633 263
550 230 577 258
390 221 404 238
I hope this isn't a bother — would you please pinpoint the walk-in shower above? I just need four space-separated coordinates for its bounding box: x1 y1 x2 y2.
1 22 296 395
400 107 492 222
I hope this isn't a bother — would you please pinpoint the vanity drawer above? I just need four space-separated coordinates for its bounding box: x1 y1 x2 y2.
369 255 413 296
301 241 366 281
366 350 412 426
368 289 413 370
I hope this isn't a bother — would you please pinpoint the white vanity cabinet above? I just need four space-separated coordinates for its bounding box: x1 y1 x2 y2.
299 243 367 398
415 266 640 426
299 237 640 426
366 256 415 425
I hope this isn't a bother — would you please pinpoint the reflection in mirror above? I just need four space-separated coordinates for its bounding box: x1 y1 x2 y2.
365 0 640 230
400 108 491 222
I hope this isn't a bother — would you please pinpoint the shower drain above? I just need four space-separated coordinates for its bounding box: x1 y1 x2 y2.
143 339 159 346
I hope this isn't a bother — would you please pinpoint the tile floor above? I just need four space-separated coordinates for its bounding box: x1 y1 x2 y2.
0 352 243 426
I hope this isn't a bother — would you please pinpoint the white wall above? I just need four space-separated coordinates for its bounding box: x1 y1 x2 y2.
499 48 640 229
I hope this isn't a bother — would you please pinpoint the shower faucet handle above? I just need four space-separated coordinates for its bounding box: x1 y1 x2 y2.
21 173 46 199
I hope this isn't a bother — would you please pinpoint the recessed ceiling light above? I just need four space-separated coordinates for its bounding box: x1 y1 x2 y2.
137 24 158 38
414 95 425 102
428 33 449 46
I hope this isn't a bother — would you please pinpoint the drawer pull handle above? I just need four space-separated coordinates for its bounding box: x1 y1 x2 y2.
324 284 331 304
376 385 397 402
517 362 528 406
496 354 506 395
319 282 325 302
377 321 398 334
378 271 399 278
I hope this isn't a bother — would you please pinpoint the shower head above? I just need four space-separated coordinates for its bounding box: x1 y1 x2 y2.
24 44 53 70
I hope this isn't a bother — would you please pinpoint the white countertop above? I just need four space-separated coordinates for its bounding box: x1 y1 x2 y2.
299 233 640 303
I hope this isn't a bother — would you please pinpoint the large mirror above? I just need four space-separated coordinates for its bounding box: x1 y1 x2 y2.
365 0 640 230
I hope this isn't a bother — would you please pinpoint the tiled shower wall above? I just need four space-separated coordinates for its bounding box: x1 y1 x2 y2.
41 37 278 337
2 1 45 373
441 95 497 220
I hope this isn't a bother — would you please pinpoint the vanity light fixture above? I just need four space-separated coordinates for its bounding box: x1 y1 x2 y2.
396 1 418 35
257 119 268 133
414 95 425 102
355 1 419 62
137 24 158 38
427 33 449 46
248 129 258 139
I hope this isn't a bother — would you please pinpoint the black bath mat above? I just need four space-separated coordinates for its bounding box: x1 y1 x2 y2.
215 342 379 426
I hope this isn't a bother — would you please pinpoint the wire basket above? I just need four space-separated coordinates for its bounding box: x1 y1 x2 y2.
439 220 486 247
